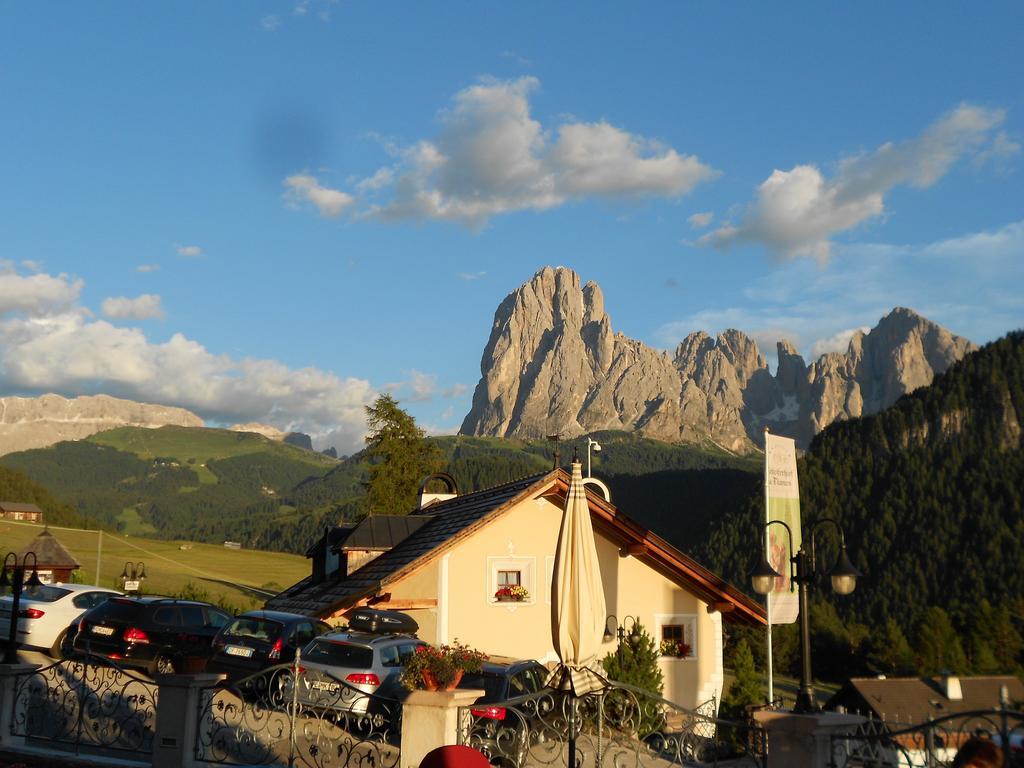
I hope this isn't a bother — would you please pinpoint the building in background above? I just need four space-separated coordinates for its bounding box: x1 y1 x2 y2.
0 501 43 523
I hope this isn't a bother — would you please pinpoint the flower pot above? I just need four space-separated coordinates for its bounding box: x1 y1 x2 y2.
496 595 524 602
421 668 464 691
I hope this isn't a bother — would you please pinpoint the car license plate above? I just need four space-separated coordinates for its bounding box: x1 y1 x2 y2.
90 626 115 636
311 680 339 693
225 645 253 658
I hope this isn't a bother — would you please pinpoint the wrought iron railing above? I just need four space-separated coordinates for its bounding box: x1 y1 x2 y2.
457 680 766 767
194 653 403 768
10 656 159 756
829 707 1024 768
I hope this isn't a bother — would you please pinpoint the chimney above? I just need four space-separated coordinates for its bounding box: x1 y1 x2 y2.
942 674 963 701
418 472 459 509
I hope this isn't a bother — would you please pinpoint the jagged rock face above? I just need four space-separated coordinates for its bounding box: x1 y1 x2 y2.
461 267 978 451
0 394 204 456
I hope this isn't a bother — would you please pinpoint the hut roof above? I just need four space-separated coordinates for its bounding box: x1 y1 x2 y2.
16 528 81 569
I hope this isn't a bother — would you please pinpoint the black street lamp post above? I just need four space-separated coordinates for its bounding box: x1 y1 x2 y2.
750 518 861 713
603 614 641 664
120 562 146 593
1 551 44 664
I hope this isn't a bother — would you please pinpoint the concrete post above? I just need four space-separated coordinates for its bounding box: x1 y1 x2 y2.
754 710 866 768
400 688 484 768
152 672 225 768
0 663 39 750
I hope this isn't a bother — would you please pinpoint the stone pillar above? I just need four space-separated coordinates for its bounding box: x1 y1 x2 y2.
400 688 485 768
0 663 39 750
152 672 225 768
754 710 866 768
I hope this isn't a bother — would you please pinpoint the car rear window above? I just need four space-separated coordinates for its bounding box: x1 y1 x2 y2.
303 639 373 668
83 598 143 621
222 618 284 641
20 585 71 603
458 672 508 700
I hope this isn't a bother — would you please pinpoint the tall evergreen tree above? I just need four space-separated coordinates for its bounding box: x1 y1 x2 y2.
364 395 444 516
721 639 763 717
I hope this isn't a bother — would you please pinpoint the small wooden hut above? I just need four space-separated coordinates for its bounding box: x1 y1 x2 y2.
16 528 81 584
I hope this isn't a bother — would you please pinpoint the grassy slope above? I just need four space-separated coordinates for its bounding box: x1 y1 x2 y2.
90 425 336 481
0 518 308 610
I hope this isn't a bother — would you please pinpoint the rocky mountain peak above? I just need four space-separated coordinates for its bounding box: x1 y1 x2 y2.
461 267 978 451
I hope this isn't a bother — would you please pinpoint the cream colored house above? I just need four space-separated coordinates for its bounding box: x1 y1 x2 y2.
268 469 765 709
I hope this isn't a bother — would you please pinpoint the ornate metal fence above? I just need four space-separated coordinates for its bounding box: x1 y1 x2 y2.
457 681 766 767
829 708 1024 768
10 656 159 757
194 657 403 768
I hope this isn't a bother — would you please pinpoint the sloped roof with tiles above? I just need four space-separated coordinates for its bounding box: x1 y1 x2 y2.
828 676 1024 725
266 468 766 626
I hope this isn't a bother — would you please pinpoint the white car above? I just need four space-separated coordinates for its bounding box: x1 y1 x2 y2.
0 583 121 657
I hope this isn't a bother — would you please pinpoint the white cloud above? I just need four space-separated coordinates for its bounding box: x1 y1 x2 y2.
261 14 280 31
657 218 1024 368
0 268 376 453
21 260 43 272
383 370 467 403
809 327 870 359
176 245 203 257
284 174 355 218
101 294 165 320
688 212 713 229
702 104 1008 261
457 271 487 281
0 270 82 316
292 77 717 228
973 131 1021 170
137 264 160 273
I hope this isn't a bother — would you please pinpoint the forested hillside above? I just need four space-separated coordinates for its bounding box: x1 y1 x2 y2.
0 464 85 527
699 331 1024 679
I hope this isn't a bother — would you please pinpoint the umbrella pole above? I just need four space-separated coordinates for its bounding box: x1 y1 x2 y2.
568 695 577 768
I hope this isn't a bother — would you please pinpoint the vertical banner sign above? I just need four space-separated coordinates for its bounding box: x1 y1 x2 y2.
765 433 801 624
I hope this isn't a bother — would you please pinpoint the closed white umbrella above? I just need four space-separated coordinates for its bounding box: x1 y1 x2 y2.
550 456 608 696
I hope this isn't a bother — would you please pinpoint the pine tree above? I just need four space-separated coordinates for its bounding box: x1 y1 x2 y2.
721 639 763 718
364 395 444 516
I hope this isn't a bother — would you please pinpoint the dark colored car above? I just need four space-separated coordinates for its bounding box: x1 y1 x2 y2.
205 610 333 681
459 657 551 766
70 596 231 675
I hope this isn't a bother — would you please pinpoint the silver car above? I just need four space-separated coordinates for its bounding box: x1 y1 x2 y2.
291 630 425 715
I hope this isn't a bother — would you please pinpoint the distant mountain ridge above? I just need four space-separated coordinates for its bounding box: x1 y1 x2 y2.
0 393 204 457
461 266 977 450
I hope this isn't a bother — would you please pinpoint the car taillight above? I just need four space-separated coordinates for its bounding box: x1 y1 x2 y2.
345 673 380 686
78 618 86 633
268 638 283 660
471 706 507 720
18 608 44 619
123 627 150 644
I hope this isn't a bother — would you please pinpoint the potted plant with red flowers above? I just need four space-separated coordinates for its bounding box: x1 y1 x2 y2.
494 585 529 602
400 640 487 691
658 639 692 658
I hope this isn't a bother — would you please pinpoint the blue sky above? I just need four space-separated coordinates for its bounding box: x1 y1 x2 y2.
1 2 1022 453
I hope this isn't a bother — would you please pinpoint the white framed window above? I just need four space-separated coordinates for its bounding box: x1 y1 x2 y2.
487 556 536 604
654 614 697 659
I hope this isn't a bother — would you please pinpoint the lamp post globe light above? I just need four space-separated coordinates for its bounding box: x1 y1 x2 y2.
1 551 44 664
120 561 147 593
586 437 602 478
750 518 862 714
